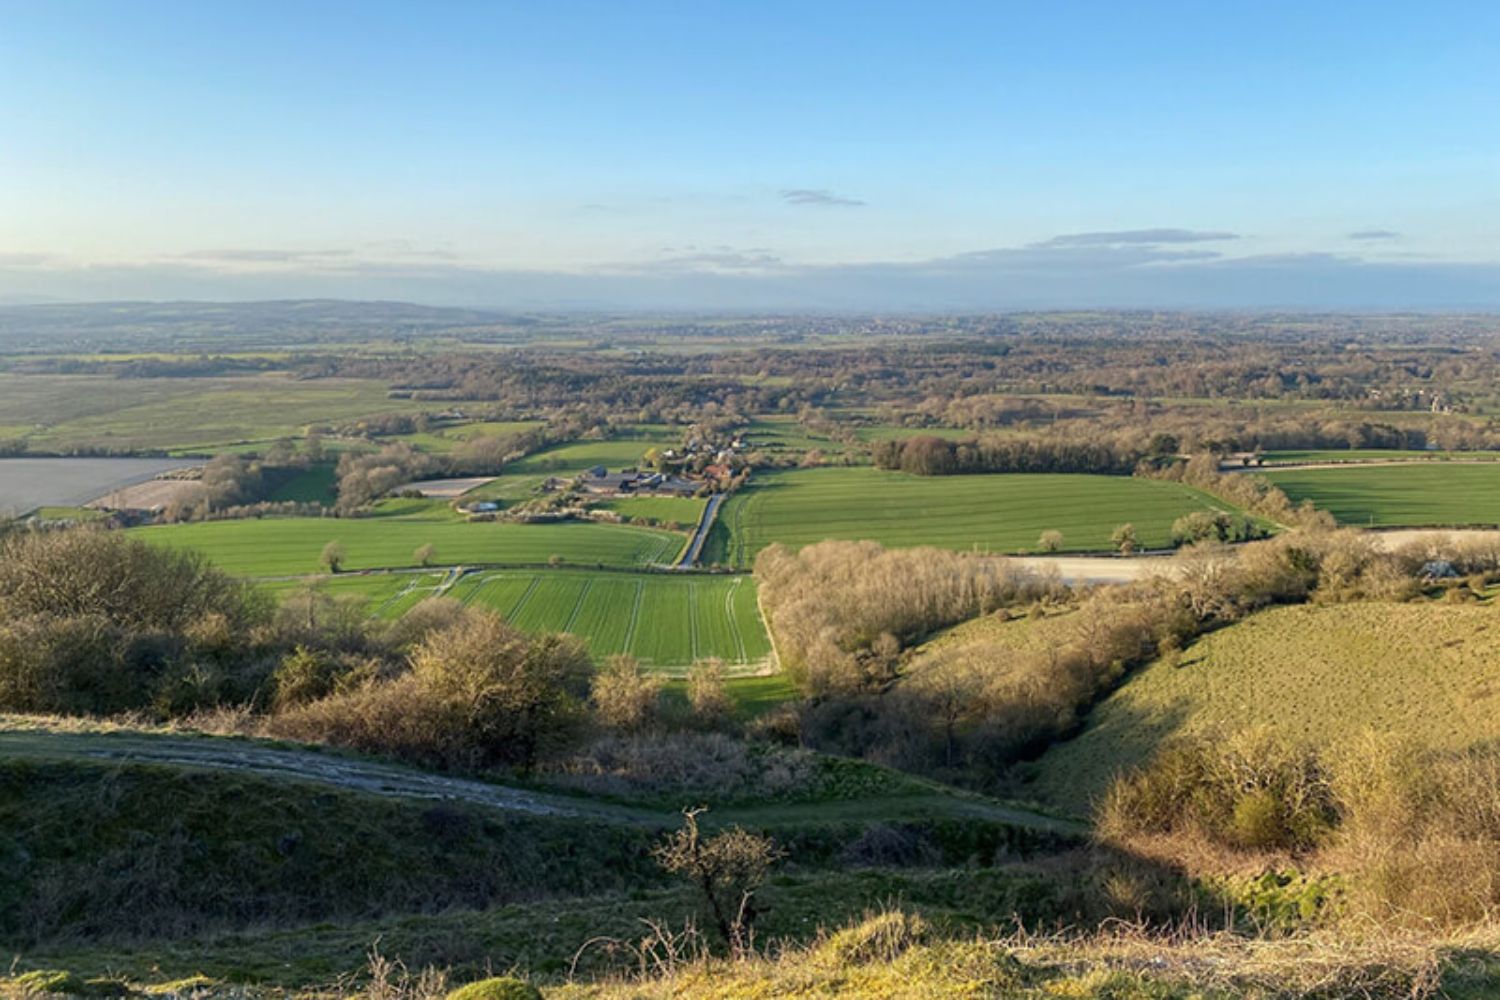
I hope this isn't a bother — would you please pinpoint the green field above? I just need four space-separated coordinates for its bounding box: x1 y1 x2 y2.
446 569 770 668
506 437 673 475
1027 602 1500 813
392 420 545 453
590 495 704 526
705 467 1246 566
0 373 427 453
259 566 771 669
265 464 338 503
1262 463 1500 526
1254 449 1500 465
133 500 684 576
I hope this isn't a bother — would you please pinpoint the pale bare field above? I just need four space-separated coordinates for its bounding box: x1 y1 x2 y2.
395 476 495 498
87 477 202 512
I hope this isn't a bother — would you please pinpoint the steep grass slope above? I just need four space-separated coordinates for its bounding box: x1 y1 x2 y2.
1026 602 1500 813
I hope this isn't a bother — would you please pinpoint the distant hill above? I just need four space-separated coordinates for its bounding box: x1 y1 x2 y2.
0 299 536 352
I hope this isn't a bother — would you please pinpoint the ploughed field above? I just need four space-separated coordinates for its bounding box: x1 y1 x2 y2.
132 499 685 576
1262 463 1500 527
705 467 1244 567
261 568 772 669
1025 602 1500 813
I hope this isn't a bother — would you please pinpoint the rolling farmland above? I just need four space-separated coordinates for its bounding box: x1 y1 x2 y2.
133 500 684 576
1262 463 1500 527
705 467 1245 567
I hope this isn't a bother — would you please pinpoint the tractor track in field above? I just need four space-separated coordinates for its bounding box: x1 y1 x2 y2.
0 729 650 822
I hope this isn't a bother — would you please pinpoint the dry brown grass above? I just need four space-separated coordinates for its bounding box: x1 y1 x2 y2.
549 909 1489 999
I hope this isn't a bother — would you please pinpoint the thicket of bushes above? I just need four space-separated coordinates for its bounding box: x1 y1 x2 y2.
755 540 1065 695
1101 731 1500 929
0 529 271 715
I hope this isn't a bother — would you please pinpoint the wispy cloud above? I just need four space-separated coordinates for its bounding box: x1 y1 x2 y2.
780 188 866 207
175 248 353 263
1347 229 1401 241
10 228 1500 310
1032 228 1239 248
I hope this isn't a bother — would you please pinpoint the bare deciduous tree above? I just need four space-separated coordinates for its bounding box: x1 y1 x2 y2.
653 807 783 958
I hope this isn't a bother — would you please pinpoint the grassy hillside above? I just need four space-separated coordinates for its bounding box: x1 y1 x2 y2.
1262 464 1500 526
1026 602 1500 813
132 500 684 575
706 468 1241 566
0 723 1080 982
0 754 661 945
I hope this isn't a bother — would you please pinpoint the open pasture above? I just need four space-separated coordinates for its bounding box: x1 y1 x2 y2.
1027 602 1500 812
590 495 704 527
132 500 684 576
1262 463 1500 527
392 420 545 453
504 436 672 475
447 569 770 668
706 467 1243 567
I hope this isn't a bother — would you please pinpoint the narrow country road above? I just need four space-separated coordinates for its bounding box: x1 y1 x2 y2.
677 492 724 568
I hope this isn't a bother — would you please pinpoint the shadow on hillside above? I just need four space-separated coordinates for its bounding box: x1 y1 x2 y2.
1012 694 1195 817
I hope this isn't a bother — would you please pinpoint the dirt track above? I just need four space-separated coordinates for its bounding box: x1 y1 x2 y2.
1012 555 1168 583
1014 529 1500 582
1368 529 1500 550
0 728 626 821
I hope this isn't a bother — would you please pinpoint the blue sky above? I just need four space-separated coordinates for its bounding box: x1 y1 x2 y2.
2 0 1499 308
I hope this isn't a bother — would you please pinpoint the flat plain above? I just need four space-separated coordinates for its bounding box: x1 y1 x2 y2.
0 373 426 453
705 467 1245 567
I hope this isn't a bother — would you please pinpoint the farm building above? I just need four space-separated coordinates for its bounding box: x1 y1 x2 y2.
578 467 699 497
